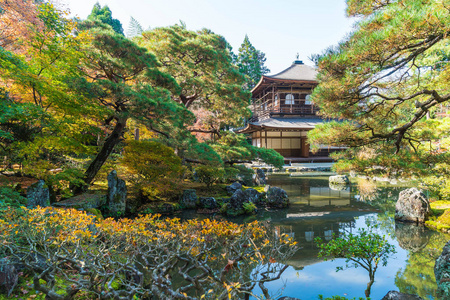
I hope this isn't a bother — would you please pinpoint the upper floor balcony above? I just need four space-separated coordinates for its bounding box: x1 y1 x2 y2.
249 91 320 122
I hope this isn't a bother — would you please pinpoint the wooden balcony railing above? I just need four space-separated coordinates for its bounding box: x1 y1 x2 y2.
250 104 320 122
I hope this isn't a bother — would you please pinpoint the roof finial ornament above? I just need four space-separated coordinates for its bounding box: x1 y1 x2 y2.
296 52 299 60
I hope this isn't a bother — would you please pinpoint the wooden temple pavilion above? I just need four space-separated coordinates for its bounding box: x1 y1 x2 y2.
238 60 341 162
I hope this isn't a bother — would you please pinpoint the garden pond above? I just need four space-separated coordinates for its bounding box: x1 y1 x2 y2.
184 174 449 299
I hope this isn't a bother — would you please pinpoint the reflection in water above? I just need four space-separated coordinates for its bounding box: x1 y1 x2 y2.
257 175 450 300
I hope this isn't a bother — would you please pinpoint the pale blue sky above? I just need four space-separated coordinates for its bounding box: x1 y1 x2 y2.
60 0 355 74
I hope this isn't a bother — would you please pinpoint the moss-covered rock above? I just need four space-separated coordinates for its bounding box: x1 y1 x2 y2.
84 208 104 220
53 192 106 210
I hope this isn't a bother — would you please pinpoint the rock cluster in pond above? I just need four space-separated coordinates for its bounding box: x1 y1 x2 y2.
220 183 289 216
26 180 50 208
266 186 289 208
254 168 267 186
328 175 349 185
107 170 127 216
198 197 218 209
226 182 242 195
395 188 431 223
381 291 423 300
181 189 198 208
435 240 450 298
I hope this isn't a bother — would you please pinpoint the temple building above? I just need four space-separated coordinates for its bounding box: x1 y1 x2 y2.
238 60 340 162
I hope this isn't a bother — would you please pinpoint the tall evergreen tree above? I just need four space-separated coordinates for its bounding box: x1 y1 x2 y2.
237 35 270 90
87 3 124 35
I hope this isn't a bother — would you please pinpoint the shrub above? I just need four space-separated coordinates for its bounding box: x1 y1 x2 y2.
0 207 298 299
121 140 183 200
195 166 225 187
0 186 26 214
243 201 257 214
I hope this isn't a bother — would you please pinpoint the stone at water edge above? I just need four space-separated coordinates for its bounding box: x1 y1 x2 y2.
0 258 18 297
381 291 423 300
328 175 349 185
244 188 263 204
107 170 127 216
254 169 267 186
198 197 218 209
226 182 242 195
26 180 50 208
181 189 198 209
395 188 431 223
266 186 289 208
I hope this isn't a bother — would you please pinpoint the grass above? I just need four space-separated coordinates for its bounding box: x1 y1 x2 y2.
425 200 450 232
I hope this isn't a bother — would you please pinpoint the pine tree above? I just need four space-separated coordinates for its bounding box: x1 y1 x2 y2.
87 3 124 35
236 35 270 90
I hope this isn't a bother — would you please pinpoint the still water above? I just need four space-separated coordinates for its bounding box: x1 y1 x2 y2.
250 175 449 300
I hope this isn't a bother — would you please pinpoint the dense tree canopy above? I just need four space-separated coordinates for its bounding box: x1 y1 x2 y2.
309 0 450 176
236 35 270 90
87 3 124 35
136 25 251 136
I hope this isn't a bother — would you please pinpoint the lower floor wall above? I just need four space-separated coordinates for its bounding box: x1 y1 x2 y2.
250 129 341 158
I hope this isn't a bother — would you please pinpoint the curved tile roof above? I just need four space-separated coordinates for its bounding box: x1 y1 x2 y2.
268 61 318 81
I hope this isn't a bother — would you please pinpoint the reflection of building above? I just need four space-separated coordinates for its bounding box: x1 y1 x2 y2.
238 60 343 162
269 176 352 207
276 219 357 269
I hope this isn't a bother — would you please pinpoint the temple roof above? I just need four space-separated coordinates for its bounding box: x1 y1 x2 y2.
237 117 324 133
251 60 318 95
267 60 318 81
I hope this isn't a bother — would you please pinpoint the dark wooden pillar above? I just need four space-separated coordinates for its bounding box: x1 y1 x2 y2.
301 137 309 158
264 130 268 148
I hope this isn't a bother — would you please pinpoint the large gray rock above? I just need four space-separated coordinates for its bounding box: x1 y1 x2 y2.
26 180 50 208
226 182 242 195
329 175 349 185
222 189 259 216
395 188 431 223
198 197 218 209
227 190 248 215
245 188 263 204
107 170 127 216
381 291 423 300
53 192 106 210
266 186 289 208
254 169 267 186
0 258 18 297
181 189 198 209
435 241 450 298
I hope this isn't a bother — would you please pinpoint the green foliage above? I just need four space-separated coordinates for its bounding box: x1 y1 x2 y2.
316 227 396 270
136 25 251 131
236 35 270 90
0 186 26 214
222 167 240 183
195 166 225 187
87 3 124 35
121 140 183 199
316 226 396 297
318 296 365 300
309 0 450 181
212 132 284 169
243 201 257 214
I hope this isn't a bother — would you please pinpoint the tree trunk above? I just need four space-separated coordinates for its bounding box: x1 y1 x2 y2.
77 116 128 192
365 274 375 298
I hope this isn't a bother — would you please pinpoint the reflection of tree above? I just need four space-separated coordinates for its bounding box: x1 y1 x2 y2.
356 178 379 201
395 232 449 299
